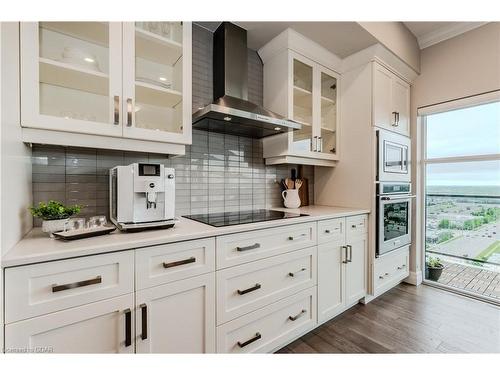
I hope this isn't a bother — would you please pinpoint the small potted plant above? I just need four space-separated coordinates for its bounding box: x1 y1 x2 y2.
425 256 445 281
29 200 82 237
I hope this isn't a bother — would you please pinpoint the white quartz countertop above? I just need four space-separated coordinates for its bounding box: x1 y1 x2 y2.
2 205 369 268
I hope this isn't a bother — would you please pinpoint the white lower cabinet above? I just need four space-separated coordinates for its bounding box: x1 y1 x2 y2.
135 273 216 353
317 240 345 323
217 287 316 353
317 215 367 324
5 294 135 353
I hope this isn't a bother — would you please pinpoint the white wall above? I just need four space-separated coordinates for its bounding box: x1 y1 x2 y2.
410 22 500 280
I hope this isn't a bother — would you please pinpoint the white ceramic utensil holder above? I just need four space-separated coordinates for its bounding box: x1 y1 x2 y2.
282 189 301 209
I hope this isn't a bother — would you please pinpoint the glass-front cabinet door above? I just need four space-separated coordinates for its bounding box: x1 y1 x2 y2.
291 55 314 153
122 22 192 144
21 22 123 137
317 69 339 156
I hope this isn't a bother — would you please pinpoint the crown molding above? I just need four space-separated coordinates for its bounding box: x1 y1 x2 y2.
417 22 488 49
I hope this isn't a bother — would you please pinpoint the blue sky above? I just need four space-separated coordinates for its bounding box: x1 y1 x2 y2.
426 101 500 186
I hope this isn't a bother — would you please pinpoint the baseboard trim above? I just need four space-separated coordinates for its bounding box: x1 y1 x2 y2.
404 271 423 286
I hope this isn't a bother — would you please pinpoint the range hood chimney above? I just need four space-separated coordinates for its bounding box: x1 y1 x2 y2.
192 22 301 138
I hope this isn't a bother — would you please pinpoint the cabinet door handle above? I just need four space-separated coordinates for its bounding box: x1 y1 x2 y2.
140 303 147 340
288 234 306 241
126 98 133 127
236 243 260 252
124 308 132 347
318 137 323 152
397 264 406 270
237 332 262 348
391 111 398 127
312 136 318 152
113 96 120 125
52 276 102 293
288 309 307 321
347 244 353 263
288 268 306 277
342 245 349 264
237 283 261 295
324 229 331 234
396 112 400 125
163 257 196 269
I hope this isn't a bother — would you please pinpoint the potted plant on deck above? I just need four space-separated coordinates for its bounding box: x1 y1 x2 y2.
425 256 445 281
29 200 82 237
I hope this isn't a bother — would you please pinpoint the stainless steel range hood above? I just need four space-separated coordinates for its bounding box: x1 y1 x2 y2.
192 22 301 138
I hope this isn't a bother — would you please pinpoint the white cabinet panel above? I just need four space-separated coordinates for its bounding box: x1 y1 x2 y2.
217 287 316 353
5 251 134 323
217 247 316 324
317 241 345 323
372 62 410 136
135 273 215 353
345 235 367 306
135 237 215 290
5 294 134 354
374 246 410 296
216 222 317 269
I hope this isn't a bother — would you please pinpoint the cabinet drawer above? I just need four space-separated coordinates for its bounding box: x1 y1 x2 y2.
5 251 134 323
217 287 316 353
318 218 345 244
216 222 317 269
374 246 409 294
135 238 215 290
217 247 316 325
346 215 368 239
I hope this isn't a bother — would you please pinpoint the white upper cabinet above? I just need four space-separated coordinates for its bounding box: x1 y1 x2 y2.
20 22 192 154
122 22 191 144
372 62 410 136
259 29 341 167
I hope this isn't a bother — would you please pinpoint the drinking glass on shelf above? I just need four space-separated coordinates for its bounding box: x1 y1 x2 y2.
65 218 86 231
88 215 107 229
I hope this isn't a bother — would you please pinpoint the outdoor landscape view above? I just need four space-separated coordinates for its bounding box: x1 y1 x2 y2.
426 185 500 270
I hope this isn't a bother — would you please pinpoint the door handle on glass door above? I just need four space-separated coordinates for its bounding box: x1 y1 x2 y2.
126 98 133 127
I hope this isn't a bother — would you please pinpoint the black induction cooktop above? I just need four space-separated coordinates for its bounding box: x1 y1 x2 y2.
183 209 308 227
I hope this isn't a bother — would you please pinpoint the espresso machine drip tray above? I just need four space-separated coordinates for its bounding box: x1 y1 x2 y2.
115 219 178 232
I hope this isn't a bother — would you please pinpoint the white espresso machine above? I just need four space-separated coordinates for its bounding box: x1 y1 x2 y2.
110 163 175 231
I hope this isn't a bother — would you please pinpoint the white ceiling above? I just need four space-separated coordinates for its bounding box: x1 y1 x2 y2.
195 21 378 58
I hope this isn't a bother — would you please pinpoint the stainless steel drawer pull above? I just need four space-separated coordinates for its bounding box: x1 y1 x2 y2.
342 245 349 264
237 283 261 295
52 276 102 293
236 243 261 252
379 275 384 279
163 257 196 269
288 268 306 277
124 308 132 347
126 98 133 127
113 95 120 125
288 234 306 241
237 332 262 348
325 229 331 233
347 244 353 263
397 264 406 270
140 303 148 340
288 309 307 321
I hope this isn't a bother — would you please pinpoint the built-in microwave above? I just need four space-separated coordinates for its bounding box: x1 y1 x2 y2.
377 129 411 182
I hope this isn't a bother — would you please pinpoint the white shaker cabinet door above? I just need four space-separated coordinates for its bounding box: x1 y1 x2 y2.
135 273 216 353
344 234 367 306
317 241 345 324
4 294 135 354
372 63 393 130
391 76 410 136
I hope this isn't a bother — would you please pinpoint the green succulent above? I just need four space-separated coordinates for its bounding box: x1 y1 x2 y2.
29 200 82 220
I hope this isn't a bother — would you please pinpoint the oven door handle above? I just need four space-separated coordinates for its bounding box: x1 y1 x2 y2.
380 195 416 201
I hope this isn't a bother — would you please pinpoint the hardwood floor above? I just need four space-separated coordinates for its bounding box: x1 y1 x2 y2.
277 284 500 353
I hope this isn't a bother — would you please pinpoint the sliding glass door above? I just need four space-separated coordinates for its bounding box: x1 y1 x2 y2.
421 96 500 302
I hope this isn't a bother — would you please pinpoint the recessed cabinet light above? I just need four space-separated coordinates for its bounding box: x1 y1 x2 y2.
274 127 281 131
224 116 232 121
84 57 95 63
159 77 167 82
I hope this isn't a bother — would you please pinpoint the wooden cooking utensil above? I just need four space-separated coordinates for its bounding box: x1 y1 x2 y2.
285 178 294 189
297 165 309 206
295 179 303 190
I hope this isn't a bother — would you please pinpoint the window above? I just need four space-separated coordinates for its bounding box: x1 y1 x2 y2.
420 93 500 302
